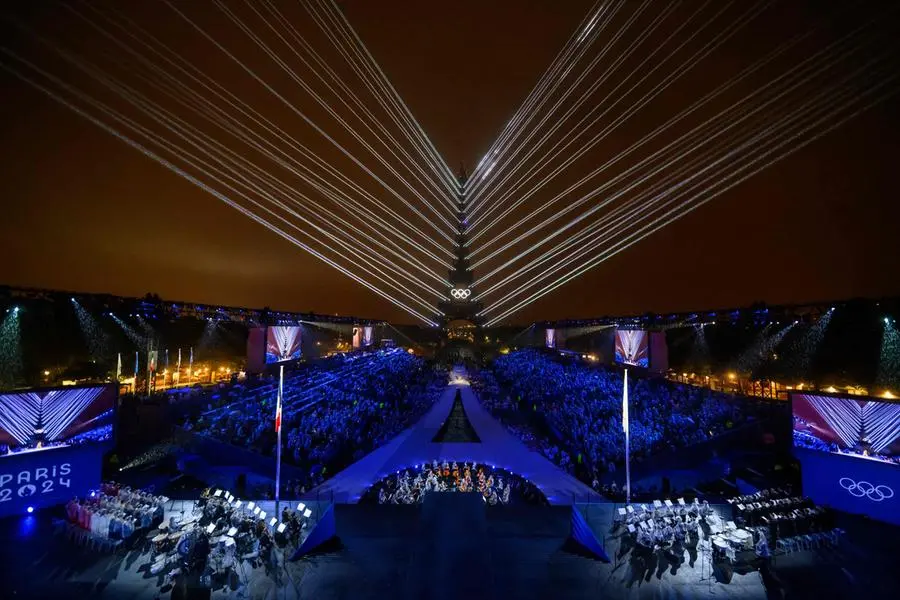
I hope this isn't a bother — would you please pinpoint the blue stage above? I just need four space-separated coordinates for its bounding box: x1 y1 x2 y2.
305 380 601 505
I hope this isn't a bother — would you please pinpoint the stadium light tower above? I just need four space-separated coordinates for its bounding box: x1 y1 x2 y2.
438 167 483 333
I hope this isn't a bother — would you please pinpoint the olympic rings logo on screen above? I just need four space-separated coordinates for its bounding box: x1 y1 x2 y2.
839 477 894 502
450 288 471 300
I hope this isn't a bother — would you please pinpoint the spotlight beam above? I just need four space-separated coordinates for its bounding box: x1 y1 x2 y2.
468 0 770 237
473 57 847 294
313 0 458 193
6 26 447 302
469 16 876 272
480 69 880 312
467 0 661 205
162 0 457 245
215 0 458 221
254 0 458 208
465 0 618 190
481 74 897 326
0 59 441 326
467 0 610 185
69 1 454 261
467 0 705 216
97 39 450 286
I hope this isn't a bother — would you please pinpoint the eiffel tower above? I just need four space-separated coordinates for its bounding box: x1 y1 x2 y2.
438 167 482 339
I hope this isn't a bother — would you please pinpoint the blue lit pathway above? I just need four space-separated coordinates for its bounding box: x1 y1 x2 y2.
305 376 600 505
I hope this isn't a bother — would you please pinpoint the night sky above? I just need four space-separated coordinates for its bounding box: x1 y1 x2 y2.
1 0 898 325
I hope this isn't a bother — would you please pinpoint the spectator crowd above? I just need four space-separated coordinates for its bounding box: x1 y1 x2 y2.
475 349 751 487
183 349 445 493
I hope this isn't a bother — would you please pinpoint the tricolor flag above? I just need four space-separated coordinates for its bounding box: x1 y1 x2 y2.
275 401 282 433
275 365 284 433
622 369 629 435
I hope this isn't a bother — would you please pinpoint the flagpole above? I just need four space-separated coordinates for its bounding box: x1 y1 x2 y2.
623 368 631 505
275 364 284 517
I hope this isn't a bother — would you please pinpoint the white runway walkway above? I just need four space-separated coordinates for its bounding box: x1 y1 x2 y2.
306 378 600 505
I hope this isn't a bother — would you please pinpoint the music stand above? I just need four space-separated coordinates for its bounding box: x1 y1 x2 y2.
698 539 715 593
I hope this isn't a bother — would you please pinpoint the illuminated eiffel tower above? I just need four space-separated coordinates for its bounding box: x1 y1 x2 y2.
438 167 482 334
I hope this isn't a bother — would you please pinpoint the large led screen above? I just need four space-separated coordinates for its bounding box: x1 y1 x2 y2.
363 326 374 347
792 393 900 466
0 384 116 457
265 326 302 364
545 328 557 349
614 329 649 368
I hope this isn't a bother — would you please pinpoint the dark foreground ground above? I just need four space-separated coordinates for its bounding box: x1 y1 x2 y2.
1 493 897 600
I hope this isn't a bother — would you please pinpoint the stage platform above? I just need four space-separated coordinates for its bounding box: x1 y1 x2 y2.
305 381 601 505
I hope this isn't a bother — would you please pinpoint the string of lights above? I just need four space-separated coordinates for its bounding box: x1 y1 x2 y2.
481 98 898 328
3 0 896 328
40 388 107 442
804 395 863 448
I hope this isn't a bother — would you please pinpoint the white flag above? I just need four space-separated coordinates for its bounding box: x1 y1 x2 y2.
622 368 629 435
